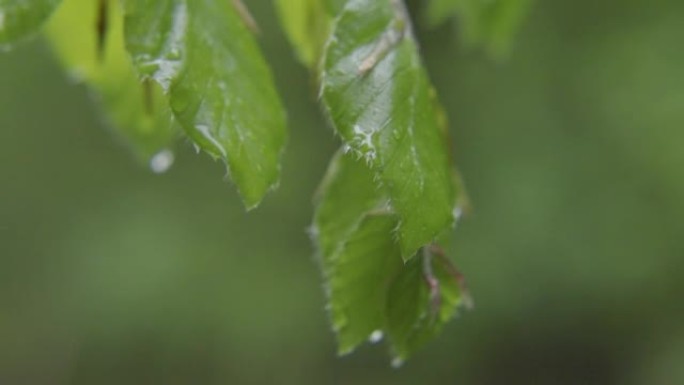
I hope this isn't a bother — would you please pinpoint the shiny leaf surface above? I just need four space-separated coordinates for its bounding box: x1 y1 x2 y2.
321 0 459 259
123 0 287 208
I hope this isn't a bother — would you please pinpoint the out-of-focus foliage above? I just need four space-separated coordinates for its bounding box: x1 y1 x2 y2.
44 0 178 163
1 0 684 383
426 0 534 56
273 0 330 68
0 0 61 47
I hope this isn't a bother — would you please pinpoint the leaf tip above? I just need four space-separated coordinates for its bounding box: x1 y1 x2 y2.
336 344 355 357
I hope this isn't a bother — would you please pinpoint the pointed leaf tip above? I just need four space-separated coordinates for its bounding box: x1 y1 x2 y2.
123 0 287 208
320 0 459 260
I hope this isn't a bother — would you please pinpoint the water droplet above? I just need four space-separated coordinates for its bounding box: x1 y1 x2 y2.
452 206 463 221
149 149 174 174
306 224 319 239
168 48 181 60
391 357 404 369
368 330 383 344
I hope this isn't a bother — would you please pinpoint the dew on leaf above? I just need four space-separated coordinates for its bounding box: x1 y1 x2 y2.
391 357 404 369
368 330 383 343
149 149 174 174
452 206 463 221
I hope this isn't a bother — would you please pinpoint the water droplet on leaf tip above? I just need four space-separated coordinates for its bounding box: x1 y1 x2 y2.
149 149 174 174
368 330 383 343
391 357 404 369
306 225 319 238
452 206 463 221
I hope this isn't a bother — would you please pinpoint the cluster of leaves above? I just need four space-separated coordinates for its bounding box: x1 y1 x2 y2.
0 0 529 363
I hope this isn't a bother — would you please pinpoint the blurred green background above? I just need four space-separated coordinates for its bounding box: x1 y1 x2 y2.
1 0 683 384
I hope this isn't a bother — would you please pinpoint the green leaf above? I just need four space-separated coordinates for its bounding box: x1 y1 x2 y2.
274 0 330 69
313 149 386 260
313 151 385 353
273 0 350 70
313 150 395 353
425 0 533 56
122 0 287 209
44 0 178 164
0 0 61 47
385 250 465 365
313 151 469 360
328 213 403 354
321 0 459 260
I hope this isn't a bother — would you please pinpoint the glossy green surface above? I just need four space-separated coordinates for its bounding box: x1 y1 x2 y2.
0 0 61 47
123 0 287 208
321 0 459 259
44 0 178 163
